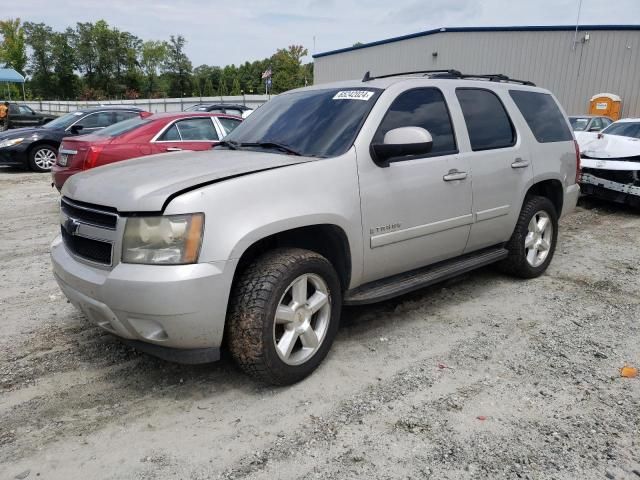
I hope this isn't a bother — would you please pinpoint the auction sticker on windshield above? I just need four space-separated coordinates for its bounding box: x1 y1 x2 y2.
333 90 375 101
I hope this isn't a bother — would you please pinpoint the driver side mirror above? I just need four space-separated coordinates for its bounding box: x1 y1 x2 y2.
69 125 84 134
588 126 601 132
370 127 433 167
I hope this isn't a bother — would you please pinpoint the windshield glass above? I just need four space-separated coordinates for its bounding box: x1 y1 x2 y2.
92 116 151 137
569 117 589 131
42 111 86 130
602 122 640 139
223 87 382 157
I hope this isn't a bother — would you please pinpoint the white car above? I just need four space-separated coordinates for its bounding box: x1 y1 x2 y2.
570 115 613 149
580 118 640 207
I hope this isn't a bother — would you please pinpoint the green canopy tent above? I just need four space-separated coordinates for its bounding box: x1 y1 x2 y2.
0 68 26 101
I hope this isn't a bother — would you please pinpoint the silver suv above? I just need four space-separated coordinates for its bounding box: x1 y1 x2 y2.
51 71 580 385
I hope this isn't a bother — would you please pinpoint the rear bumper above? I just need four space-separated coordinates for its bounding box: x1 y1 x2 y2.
561 183 580 218
51 164 80 191
51 235 236 359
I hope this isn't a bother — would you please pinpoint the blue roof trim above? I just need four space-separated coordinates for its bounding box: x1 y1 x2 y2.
312 25 640 58
0 68 25 83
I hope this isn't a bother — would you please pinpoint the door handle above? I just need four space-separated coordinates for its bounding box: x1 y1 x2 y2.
166 147 183 152
511 158 530 168
443 169 468 181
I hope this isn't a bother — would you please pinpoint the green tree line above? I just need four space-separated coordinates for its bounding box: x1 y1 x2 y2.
0 18 313 100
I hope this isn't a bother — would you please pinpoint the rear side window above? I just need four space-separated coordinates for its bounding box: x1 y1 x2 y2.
176 117 218 141
509 90 573 143
373 88 457 156
456 88 515 151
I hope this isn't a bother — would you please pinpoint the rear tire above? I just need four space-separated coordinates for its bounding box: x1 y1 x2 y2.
498 195 558 279
28 144 58 172
227 248 342 385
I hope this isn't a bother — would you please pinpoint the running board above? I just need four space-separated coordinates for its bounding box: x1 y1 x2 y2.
344 247 508 305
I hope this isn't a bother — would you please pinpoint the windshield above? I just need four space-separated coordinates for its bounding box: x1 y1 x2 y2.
92 116 151 137
602 122 640 139
223 87 382 157
42 111 86 130
569 117 589 131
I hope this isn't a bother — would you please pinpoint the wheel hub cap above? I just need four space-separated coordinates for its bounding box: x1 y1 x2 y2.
524 210 553 268
273 273 331 366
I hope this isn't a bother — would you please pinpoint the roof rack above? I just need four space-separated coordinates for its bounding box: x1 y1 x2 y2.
362 70 535 86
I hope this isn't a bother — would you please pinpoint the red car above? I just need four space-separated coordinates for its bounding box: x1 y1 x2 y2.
52 112 242 190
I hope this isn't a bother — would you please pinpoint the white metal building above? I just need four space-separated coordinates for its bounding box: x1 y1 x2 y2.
313 26 640 117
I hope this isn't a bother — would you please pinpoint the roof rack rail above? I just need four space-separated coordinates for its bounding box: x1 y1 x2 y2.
361 70 535 86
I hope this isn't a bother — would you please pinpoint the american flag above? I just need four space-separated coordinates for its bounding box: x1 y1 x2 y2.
261 68 272 79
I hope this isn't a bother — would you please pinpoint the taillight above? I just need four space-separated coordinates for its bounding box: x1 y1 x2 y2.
574 139 581 184
83 145 104 170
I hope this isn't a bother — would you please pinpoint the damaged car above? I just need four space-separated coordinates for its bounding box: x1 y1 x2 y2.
579 119 640 207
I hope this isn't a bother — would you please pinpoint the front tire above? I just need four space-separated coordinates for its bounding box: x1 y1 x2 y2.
498 195 558 278
227 248 342 385
28 144 58 172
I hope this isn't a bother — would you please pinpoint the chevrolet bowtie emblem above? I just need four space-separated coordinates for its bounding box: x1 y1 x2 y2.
64 218 81 235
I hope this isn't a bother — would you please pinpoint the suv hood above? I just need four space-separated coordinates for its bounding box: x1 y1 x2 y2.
63 149 318 212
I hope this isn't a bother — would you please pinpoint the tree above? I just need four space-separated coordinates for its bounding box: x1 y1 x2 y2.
0 18 27 74
231 77 241 95
23 22 55 98
163 35 192 97
271 45 309 93
141 40 168 96
51 28 79 99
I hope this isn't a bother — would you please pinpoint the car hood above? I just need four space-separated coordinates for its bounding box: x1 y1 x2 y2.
0 126 42 140
62 149 319 212
581 134 640 159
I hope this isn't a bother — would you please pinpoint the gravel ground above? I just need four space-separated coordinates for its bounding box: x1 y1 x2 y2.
0 168 639 480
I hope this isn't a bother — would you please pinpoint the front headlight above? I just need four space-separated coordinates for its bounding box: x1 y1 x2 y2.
0 138 25 148
122 213 204 265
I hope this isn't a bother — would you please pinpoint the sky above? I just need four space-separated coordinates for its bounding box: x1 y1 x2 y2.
4 0 640 66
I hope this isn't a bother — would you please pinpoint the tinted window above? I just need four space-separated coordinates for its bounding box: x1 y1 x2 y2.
159 124 181 141
570 117 589 131
42 111 86 130
601 122 640 139
176 118 218 140
225 87 382 158
373 88 456 156
219 117 242 135
114 110 139 123
79 111 113 129
456 89 515 151
9 104 20 115
19 105 34 114
93 116 152 137
509 90 573 143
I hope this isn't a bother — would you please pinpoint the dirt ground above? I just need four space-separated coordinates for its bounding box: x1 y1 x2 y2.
1 168 639 480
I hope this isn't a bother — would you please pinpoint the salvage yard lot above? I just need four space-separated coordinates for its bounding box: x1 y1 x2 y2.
1 168 639 480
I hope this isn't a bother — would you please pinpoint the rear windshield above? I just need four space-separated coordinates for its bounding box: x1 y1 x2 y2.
92 116 151 137
569 117 590 131
601 122 640 139
509 90 573 143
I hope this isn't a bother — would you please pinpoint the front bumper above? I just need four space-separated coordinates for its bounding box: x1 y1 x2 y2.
51 235 236 361
0 144 28 166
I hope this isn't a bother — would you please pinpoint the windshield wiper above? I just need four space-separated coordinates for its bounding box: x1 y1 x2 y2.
238 141 303 156
217 140 241 150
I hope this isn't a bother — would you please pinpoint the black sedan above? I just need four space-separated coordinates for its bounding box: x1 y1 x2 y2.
0 106 149 172
6 102 57 128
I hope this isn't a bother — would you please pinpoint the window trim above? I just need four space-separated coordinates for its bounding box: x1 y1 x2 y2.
455 87 517 152
370 86 459 165
151 116 220 143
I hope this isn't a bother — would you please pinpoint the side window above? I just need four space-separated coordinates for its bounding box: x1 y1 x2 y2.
9 104 20 115
175 118 218 141
509 90 573 143
456 88 515 151
19 105 34 114
373 88 457 156
158 124 181 141
113 111 139 123
218 117 242 135
602 118 613 128
78 112 113 129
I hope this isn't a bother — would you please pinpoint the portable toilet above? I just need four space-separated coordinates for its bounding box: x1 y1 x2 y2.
589 93 622 120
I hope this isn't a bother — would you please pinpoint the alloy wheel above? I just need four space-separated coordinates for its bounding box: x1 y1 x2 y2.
524 210 553 267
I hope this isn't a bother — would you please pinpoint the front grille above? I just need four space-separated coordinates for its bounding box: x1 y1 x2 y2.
61 226 113 265
61 197 117 229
